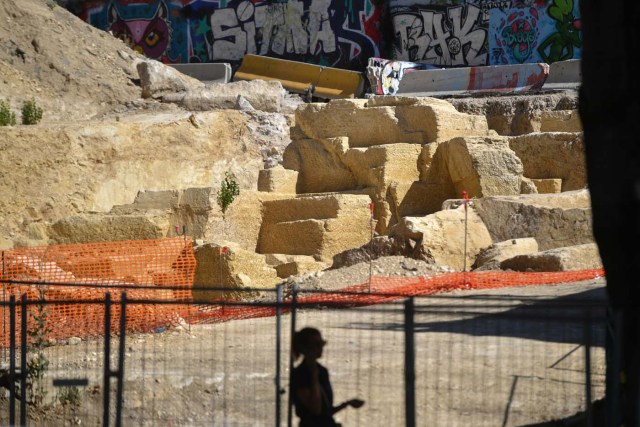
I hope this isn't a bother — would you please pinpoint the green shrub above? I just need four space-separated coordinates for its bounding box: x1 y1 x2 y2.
0 99 17 126
217 171 240 217
22 99 43 125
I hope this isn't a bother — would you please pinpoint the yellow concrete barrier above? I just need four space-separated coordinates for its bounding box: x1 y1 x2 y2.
233 54 364 99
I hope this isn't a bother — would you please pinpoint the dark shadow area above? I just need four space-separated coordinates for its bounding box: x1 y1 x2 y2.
344 287 607 347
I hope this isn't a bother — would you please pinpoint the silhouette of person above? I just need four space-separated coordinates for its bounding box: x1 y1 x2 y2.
291 327 364 427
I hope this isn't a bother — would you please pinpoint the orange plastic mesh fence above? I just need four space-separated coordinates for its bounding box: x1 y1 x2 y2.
0 235 605 344
187 268 605 324
0 237 196 346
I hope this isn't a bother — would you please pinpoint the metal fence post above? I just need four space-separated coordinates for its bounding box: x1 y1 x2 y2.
287 285 299 427
9 295 16 425
115 292 127 427
584 308 592 427
275 284 283 427
104 293 112 427
20 294 27 426
404 297 416 427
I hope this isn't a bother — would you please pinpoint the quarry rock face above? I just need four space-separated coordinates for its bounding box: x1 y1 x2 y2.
0 110 293 246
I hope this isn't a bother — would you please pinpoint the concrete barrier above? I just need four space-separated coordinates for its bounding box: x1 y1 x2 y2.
168 63 232 83
542 59 581 90
396 63 549 96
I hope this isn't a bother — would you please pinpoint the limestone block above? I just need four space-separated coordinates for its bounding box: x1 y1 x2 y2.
168 189 287 251
540 110 582 132
48 214 168 244
394 98 492 143
418 136 523 213
275 256 326 279
531 178 562 194
166 80 285 113
137 60 204 99
418 142 442 181
472 238 539 271
500 243 602 272
443 136 523 197
257 166 298 193
389 206 492 271
474 190 594 251
259 219 326 256
450 93 578 136
295 100 425 147
283 138 357 193
265 253 290 266
193 242 279 301
509 132 586 191
131 190 180 211
387 181 433 228
520 177 538 194
342 144 423 195
257 194 371 262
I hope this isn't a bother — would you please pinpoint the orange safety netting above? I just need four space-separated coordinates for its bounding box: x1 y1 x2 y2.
187 268 606 324
0 236 606 345
0 237 196 346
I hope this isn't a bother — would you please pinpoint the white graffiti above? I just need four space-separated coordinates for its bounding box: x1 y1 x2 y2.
393 5 487 66
209 0 337 61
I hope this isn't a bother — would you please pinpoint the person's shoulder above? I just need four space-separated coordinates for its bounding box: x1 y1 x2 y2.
316 362 329 374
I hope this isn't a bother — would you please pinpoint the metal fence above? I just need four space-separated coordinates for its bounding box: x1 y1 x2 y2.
0 283 606 427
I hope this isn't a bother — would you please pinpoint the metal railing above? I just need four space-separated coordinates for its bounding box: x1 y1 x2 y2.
0 283 606 427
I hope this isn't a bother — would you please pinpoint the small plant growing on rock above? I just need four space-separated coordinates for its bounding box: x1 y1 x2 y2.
217 171 240 218
57 386 81 407
21 99 43 125
0 99 17 126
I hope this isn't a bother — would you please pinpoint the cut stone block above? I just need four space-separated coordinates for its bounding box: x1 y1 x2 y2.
500 243 602 272
48 214 168 244
257 166 298 193
193 242 279 301
473 238 539 271
531 178 562 194
275 256 326 279
390 206 492 271
257 194 371 262
294 97 491 148
474 190 594 251
540 110 582 132
509 132 586 191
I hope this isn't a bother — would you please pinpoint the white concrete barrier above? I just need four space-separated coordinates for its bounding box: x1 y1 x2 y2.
168 63 232 83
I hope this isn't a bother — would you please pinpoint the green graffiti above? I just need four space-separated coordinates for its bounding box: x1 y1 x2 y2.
538 0 582 63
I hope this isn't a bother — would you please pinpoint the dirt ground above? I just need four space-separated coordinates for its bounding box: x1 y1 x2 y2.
0 277 606 427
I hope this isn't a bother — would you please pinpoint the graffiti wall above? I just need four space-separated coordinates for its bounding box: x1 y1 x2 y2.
71 0 383 70
390 0 582 66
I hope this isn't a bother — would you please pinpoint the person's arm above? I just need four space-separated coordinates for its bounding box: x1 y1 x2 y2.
296 362 323 416
332 398 365 415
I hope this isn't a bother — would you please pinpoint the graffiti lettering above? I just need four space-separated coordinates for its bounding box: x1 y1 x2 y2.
208 0 341 61
393 5 487 66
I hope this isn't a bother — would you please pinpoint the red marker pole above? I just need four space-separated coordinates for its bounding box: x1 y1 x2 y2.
368 202 374 293
462 191 469 273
